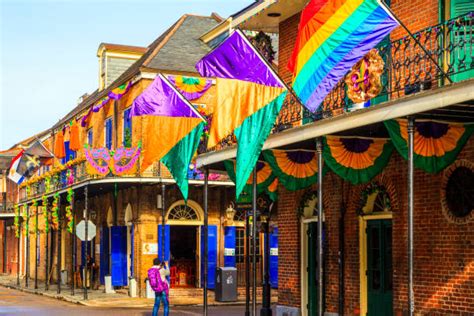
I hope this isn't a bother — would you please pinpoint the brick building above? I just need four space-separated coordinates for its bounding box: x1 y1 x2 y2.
195 0 474 315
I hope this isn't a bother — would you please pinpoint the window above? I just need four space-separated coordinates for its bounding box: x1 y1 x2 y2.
87 128 93 146
446 166 474 218
123 108 132 147
236 228 245 264
105 118 113 150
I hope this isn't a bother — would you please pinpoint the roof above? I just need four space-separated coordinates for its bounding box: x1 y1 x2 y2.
97 43 147 55
145 15 220 72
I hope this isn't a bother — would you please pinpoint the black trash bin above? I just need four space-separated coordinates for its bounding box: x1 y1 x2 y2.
215 267 238 302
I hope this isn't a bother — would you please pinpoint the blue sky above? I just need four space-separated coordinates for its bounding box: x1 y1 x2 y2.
0 0 253 149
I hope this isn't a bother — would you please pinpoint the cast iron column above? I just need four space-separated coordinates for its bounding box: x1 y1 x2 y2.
203 168 209 316
260 219 271 316
408 117 415 315
45 200 49 291
84 185 88 300
25 204 30 288
71 191 75 295
161 184 166 262
57 196 61 294
316 138 324 316
252 167 257 316
3 170 8 274
245 200 251 316
34 203 39 289
17 205 21 286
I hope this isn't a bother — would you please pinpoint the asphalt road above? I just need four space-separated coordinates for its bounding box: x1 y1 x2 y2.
0 287 260 316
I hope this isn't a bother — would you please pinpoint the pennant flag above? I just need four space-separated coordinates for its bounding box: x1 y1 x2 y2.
322 136 393 184
8 150 25 184
263 149 323 191
108 81 132 100
196 29 288 199
289 0 399 112
167 75 213 101
131 74 206 200
223 160 277 201
384 119 474 174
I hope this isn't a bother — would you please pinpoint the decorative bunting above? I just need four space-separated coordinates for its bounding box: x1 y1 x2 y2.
54 132 65 159
263 149 323 191
266 178 279 202
108 81 132 100
224 160 276 197
69 121 81 151
384 119 474 174
322 136 393 185
84 144 142 176
167 75 212 100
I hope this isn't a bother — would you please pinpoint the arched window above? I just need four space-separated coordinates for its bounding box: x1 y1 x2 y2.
166 200 203 225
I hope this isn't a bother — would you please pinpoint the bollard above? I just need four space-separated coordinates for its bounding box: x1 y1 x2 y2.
104 275 115 294
129 277 137 298
145 278 154 299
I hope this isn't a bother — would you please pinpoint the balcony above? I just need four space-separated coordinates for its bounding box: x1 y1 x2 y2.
205 12 474 152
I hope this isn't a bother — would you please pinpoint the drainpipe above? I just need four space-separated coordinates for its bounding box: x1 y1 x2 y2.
407 117 415 316
316 138 324 316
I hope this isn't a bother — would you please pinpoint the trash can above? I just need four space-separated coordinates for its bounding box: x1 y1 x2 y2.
215 267 237 302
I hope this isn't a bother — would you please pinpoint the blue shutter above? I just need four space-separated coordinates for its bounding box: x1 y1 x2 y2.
100 226 110 285
110 226 128 286
224 226 236 267
130 225 134 277
201 225 218 289
105 119 113 150
158 225 170 262
269 228 278 289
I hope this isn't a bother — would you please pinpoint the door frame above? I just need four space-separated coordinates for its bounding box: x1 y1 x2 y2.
359 212 392 316
300 216 324 316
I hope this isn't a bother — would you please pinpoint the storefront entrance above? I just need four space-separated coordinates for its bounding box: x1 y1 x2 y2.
170 225 198 288
306 222 325 316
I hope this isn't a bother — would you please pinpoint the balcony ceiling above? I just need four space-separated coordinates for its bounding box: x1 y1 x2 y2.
239 0 307 33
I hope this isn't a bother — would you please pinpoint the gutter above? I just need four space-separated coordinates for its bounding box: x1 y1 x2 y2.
196 79 474 168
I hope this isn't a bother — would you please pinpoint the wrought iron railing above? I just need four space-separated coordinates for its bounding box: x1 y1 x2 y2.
203 12 474 152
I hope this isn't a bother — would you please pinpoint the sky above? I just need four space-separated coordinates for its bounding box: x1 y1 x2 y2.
0 0 253 150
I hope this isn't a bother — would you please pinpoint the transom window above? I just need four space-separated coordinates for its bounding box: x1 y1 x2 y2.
167 204 198 221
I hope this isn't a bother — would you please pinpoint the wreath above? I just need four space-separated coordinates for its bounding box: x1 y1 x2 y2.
345 49 385 104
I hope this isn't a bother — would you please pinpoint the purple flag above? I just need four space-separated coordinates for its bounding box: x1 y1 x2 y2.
130 74 202 119
196 30 284 88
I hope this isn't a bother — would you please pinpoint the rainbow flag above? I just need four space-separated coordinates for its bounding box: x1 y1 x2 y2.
131 74 206 200
289 0 399 112
196 30 287 199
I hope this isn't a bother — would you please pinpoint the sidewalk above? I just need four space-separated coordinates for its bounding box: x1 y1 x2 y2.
0 274 277 308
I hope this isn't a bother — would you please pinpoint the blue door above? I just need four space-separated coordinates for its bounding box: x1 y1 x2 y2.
201 225 217 289
269 228 278 288
158 225 170 262
110 226 127 286
100 227 110 284
224 226 236 267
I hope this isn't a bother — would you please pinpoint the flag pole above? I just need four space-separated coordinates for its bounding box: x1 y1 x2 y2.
378 0 452 83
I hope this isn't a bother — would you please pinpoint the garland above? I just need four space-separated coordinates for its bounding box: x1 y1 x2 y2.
23 206 29 235
14 205 20 238
32 199 39 234
42 195 50 234
65 188 74 233
44 176 51 193
51 192 60 230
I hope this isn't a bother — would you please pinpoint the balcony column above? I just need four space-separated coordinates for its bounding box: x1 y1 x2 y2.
57 196 61 294
203 168 209 316
26 204 30 288
34 203 39 289
84 185 89 300
45 199 50 291
17 205 21 286
252 167 257 316
407 117 415 315
316 137 324 316
71 190 75 296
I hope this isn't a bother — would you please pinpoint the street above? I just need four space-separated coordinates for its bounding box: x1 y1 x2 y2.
0 287 256 316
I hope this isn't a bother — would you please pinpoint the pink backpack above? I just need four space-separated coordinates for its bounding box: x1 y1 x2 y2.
148 267 167 293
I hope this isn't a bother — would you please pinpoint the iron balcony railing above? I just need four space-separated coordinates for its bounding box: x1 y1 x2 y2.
204 12 474 152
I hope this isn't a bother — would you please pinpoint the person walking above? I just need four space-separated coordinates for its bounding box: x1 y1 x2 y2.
148 258 170 316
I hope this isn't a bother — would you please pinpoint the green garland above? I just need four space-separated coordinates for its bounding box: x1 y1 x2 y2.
52 192 59 230
32 199 39 234
23 206 29 235
14 205 20 238
44 176 51 193
65 188 74 233
42 195 50 234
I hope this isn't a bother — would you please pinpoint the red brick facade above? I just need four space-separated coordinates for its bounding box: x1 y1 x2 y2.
276 1 474 314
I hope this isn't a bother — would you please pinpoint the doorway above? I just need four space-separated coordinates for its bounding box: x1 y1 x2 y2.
170 226 198 288
367 219 393 316
306 222 325 316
